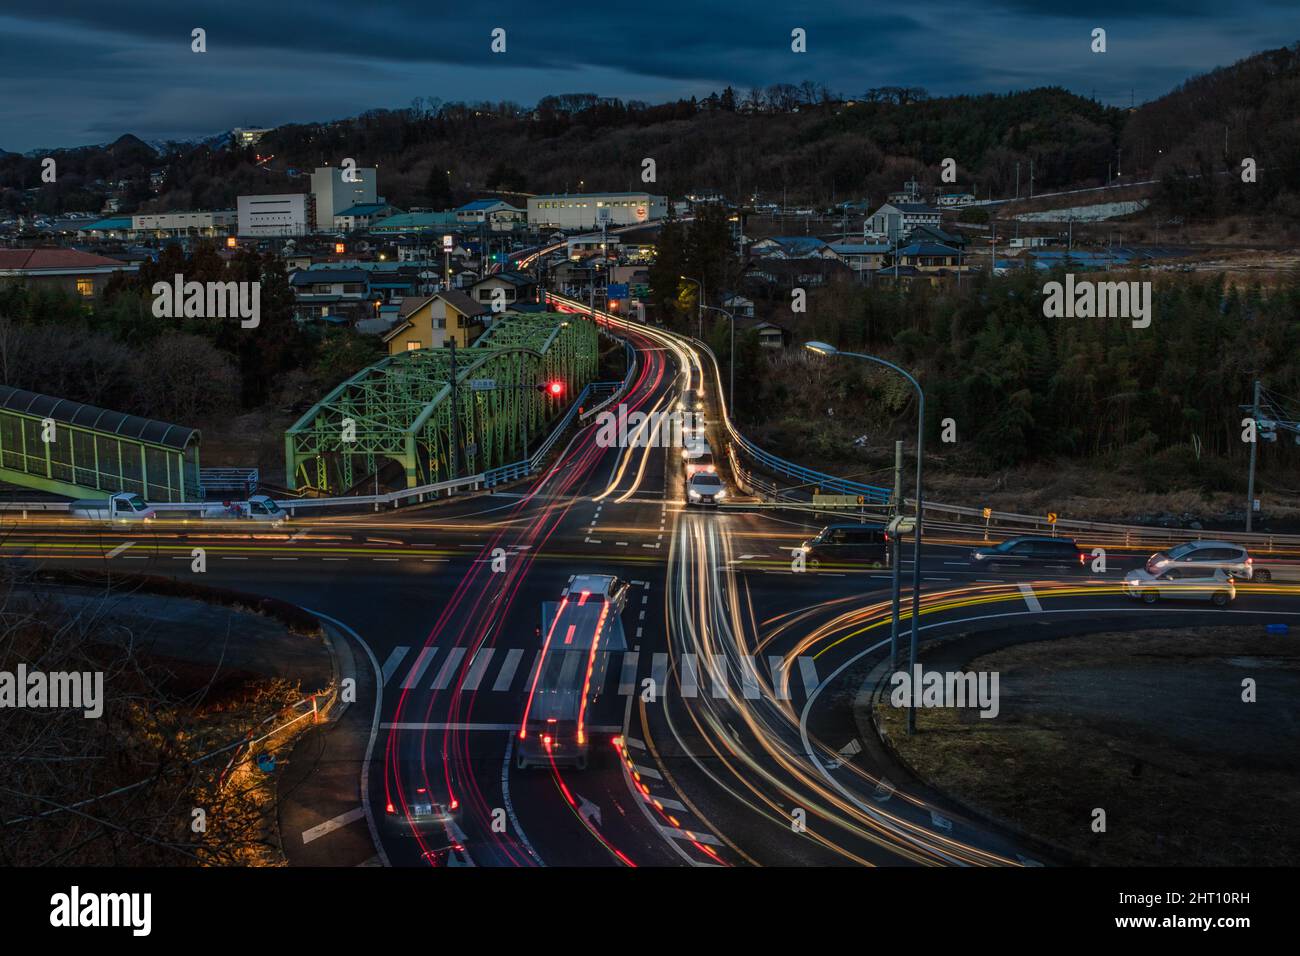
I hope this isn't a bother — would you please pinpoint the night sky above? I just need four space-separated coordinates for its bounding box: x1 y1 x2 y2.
1 0 1296 151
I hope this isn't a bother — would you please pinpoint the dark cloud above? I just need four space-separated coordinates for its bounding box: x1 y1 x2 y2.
0 2 1295 150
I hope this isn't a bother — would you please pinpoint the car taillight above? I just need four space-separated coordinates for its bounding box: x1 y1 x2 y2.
1079 552 1086 564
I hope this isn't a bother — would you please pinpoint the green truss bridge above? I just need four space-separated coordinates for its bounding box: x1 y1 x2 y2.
0 385 201 501
285 311 599 494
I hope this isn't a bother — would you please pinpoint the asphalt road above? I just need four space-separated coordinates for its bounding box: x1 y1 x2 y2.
6 318 1300 867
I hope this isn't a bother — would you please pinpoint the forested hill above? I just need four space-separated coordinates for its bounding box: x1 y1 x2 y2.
2 42 1297 217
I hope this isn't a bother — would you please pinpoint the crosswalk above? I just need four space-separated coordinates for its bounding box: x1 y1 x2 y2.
378 644 825 701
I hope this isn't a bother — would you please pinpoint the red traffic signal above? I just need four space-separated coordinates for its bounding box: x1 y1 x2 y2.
539 380 564 397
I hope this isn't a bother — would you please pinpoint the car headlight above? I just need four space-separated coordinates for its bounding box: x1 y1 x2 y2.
714 489 726 500
688 490 701 500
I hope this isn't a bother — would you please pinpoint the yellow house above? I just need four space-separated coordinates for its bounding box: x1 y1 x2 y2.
382 290 489 354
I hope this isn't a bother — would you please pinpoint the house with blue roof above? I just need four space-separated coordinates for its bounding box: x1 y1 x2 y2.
456 199 526 230
748 236 842 260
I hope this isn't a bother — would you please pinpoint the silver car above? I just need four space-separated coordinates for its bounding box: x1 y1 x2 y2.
1124 568 1236 606
1145 540 1253 580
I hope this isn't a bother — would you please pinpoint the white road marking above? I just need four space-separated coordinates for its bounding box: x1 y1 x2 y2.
493 648 524 691
401 647 438 689
1018 583 1043 612
380 646 409 684
618 652 639 695
462 647 495 691
301 806 366 844
431 647 467 690
798 656 819 698
632 763 664 780
769 655 791 700
659 825 722 846
106 541 135 558
680 653 699 698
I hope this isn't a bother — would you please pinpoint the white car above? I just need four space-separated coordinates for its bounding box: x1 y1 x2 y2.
686 471 726 506
1144 541 1253 580
1124 567 1236 606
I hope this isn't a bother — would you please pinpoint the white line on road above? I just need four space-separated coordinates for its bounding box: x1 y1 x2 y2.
1018 583 1043 612
431 647 467 690
106 541 135 558
380 647 409 684
401 647 438 689
301 806 366 844
493 648 523 691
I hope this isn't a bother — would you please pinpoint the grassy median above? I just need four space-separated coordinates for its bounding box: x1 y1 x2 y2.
871 626 1300 866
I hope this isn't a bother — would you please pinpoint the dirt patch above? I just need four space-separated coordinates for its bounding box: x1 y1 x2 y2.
874 625 1300 865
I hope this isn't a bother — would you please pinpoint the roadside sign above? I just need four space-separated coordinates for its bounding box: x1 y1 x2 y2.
887 516 916 534
982 507 992 519
442 234 454 251
469 378 496 391
607 283 629 299
1047 512 1058 524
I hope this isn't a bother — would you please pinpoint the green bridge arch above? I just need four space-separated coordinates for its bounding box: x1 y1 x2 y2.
285 311 599 493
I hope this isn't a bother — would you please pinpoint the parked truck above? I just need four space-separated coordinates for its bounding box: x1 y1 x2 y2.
67 492 156 524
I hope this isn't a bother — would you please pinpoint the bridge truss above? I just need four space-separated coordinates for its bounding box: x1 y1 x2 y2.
284 312 599 493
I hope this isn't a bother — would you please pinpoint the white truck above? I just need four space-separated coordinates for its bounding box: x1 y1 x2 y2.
67 492 156 524
199 495 288 525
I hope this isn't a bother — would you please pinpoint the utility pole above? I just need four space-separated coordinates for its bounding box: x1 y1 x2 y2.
1246 379 1261 532
1015 161 1020 200
1029 159 1034 199
889 439 903 669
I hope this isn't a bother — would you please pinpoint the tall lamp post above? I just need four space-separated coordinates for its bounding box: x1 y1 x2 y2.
805 341 926 735
700 304 736 416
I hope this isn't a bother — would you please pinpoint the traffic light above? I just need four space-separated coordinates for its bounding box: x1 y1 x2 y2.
538 380 564 397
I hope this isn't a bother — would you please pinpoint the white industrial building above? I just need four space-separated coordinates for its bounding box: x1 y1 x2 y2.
527 192 666 230
310 164 378 231
131 210 236 237
238 194 312 237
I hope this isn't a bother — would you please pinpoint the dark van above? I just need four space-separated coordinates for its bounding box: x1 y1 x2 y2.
798 523 890 569
969 536 1085 572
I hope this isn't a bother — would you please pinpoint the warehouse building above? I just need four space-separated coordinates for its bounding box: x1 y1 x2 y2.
527 192 666 230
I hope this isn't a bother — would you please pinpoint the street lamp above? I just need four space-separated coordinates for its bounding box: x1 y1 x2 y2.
804 340 926 736
700 304 735 415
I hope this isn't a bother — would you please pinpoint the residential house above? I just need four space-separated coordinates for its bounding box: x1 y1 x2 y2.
380 291 489 354
721 293 755 318
752 321 790 348
864 202 942 243
289 266 371 323
469 271 538 312
897 241 967 273
455 199 526 230
828 242 890 274
904 222 967 249
747 236 841 260
0 248 137 298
